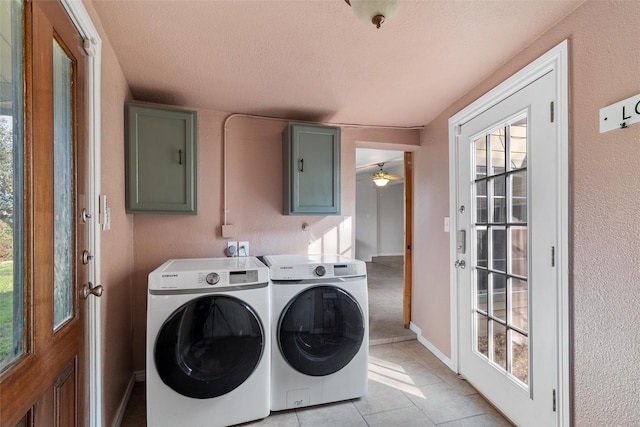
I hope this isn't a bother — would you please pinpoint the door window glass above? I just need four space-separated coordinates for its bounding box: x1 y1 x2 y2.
278 286 364 376
473 114 529 386
0 0 25 372
52 39 74 330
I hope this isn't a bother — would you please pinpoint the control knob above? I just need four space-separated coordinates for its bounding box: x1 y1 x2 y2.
206 272 220 285
314 266 326 277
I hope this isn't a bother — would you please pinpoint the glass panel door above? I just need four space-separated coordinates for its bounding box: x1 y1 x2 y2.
456 70 558 425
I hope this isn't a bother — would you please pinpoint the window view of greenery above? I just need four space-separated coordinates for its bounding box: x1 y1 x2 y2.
1 0 24 371
0 117 16 369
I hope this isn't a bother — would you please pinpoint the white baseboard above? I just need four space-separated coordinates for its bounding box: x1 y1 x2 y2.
410 321 456 372
113 374 135 427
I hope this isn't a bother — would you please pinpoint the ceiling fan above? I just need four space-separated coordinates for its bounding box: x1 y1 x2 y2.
372 163 401 187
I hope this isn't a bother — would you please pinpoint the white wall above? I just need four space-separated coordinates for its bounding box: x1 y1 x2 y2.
377 183 404 255
356 179 404 261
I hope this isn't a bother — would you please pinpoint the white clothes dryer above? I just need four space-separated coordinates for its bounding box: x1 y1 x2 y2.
263 254 368 411
146 257 270 427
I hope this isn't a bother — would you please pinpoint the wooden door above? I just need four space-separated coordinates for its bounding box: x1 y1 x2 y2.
0 0 89 425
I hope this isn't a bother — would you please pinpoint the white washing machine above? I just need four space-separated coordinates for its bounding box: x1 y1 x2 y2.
264 254 368 411
146 257 270 427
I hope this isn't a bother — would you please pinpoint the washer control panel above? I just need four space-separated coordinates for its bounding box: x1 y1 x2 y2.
205 272 220 285
228 269 259 284
149 257 268 291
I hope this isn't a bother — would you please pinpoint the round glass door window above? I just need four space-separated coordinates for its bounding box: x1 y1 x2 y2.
155 295 264 399
278 285 365 376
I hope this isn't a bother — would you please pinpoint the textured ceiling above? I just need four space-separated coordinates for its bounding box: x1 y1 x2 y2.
91 0 584 128
356 148 403 172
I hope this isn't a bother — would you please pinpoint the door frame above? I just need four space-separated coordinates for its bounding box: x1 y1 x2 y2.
447 40 569 425
354 146 414 328
58 1 102 425
403 152 413 328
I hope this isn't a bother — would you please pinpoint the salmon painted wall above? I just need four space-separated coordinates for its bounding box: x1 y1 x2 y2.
412 128 452 355
412 1 640 424
129 114 419 370
84 2 136 426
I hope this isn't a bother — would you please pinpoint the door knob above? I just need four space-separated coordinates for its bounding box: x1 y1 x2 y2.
82 282 103 299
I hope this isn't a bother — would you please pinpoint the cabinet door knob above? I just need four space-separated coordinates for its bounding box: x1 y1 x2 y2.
299 158 304 172
178 149 183 165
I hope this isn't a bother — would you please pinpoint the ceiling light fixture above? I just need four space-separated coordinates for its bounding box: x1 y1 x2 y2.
345 0 403 29
373 175 390 187
371 163 401 187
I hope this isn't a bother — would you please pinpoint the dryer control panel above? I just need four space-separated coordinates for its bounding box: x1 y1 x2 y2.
333 263 359 277
264 254 366 281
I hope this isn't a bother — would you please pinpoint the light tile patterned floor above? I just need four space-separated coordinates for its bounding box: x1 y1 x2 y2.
123 340 512 426
246 340 512 426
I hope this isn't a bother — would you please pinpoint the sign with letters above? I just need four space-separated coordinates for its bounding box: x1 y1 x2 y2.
600 93 640 133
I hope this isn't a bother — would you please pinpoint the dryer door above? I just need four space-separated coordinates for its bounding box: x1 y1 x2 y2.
154 295 264 398
278 285 365 376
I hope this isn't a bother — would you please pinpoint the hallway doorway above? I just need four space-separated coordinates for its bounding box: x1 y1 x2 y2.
355 148 414 344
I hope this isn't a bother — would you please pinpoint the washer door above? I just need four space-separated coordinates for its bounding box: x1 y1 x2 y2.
278 285 365 376
155 295 264 399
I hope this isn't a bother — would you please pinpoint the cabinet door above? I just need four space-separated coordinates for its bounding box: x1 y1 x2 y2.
125 103 197 213
283 123 340 215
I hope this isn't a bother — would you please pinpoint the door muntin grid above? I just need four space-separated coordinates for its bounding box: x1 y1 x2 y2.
472 114 529 387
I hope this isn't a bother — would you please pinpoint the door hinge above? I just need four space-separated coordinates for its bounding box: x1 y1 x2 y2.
550 101 555 123
552 389 557 412
551 246 556 267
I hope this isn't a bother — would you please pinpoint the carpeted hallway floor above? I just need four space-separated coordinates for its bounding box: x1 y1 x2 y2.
366 256 416 345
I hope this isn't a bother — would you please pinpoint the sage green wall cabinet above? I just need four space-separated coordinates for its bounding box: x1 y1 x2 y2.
283 123 341 215
125 103 197 214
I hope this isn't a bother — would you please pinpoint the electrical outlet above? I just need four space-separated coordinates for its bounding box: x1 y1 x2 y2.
227 241 238 257
238 241 249 257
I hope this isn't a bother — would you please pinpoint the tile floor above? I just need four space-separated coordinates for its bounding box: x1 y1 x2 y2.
121 257 512 426
122 341 512 427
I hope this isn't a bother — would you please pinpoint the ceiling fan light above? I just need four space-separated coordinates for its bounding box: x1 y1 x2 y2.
373 177 390 187
347 0 403 29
